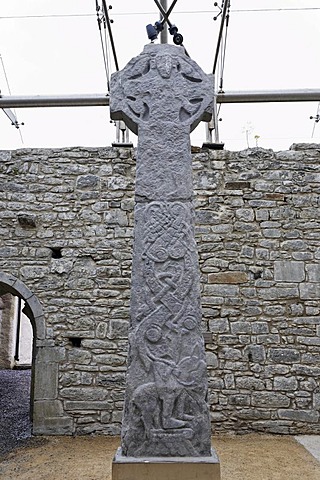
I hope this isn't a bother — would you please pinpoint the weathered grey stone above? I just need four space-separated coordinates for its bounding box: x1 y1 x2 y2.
33 361 58 400
278 409 319 423
76 174 100 190
252 392 290 408
269 348 300 364
274 261 305 282
110 43 213 457
244 345 266 363
273 376 298 391
2 140 320 437
235 377 265 391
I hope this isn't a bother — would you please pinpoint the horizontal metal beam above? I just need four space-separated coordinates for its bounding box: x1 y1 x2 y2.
0 90 320 109
216 89 320 103
0 94 110 108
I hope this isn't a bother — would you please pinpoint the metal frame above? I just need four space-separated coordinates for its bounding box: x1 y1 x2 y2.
1 90 320 109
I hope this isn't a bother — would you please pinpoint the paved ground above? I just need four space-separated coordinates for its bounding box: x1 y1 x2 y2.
0 435 320 480
0 369 320 479
296 436 320 463
0 369 32 456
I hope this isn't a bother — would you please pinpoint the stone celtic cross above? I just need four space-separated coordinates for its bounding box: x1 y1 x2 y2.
111 43 213 458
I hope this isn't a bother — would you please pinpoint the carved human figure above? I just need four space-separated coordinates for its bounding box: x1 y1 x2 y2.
111 43 213 457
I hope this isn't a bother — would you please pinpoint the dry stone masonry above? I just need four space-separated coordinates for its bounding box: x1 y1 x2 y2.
0 142 320 435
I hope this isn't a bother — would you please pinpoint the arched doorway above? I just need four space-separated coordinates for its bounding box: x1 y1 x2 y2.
0 273 44 450
0 272 72 437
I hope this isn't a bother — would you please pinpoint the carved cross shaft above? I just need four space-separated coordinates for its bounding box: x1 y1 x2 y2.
111 44 213 458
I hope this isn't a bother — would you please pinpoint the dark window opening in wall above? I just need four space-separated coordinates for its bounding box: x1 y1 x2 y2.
50 247 63 259
69 337 82 348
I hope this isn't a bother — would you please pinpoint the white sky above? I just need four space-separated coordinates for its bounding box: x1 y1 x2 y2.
0 0 320 151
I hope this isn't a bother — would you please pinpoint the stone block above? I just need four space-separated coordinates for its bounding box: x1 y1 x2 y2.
95 354 126 366
112 448 221 480
235 377 265 391
251 322 269 334
258 287 299 300
109 319 129 339
293 316 320 325
273 376 298 391
208 318 229 333
111 410 123 423
65 401 113 410
33 362 58 400
221 347 242 360
206 352 218 367
269 348 300 364
229 394 250 406
67 349 92 365
208 272 248 284
252 392 290 408
282 240 307 251
297 336 320 346
274 261 305 282
300 283 320 299
306 264 320 282
235 208 254 222
76 174 100 190
257 334 280 344
230 321 251 334
205 284 239 297
60 387 108 401
33 416 74 435
313 393 320 409
33 400 64 421
244 345 266 363
96 321 108 339
36 346 65 363
278 409 319 423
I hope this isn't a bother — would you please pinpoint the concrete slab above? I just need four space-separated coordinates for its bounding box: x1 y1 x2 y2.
112 447 221 480
295 436 320 463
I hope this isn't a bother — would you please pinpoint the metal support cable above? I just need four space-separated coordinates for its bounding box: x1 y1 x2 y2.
311 102 320 138
218 8 230 91
101 0 119 71
153 0 189 55
213 1 230 75
160 0 179 26
0 54 12 94
96 1 111 91
153 0 174 28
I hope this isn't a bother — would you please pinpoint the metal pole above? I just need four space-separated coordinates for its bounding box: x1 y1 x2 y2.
216 89 320 103
1 90 320 109
160 0 168 43
0 94 110 108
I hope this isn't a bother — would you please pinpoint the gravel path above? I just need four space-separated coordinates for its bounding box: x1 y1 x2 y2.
0 369 32 457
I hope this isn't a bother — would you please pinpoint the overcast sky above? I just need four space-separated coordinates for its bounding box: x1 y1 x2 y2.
0 0 319 151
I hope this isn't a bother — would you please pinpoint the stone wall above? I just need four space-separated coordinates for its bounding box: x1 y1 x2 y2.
0 143 319 435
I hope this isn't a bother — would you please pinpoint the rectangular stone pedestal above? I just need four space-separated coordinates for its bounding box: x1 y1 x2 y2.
112 448 221 480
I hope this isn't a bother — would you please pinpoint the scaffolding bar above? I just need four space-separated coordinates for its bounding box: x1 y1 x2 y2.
0 94 110 108
217 89 320 103
1 90 320 109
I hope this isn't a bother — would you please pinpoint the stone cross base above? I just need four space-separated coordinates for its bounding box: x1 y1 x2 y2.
112 448 221 480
